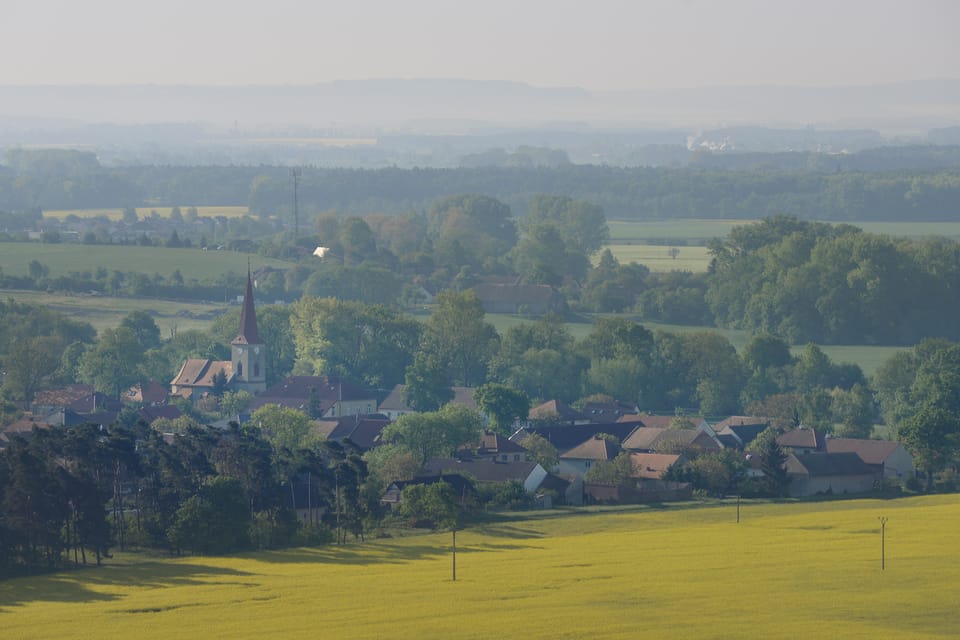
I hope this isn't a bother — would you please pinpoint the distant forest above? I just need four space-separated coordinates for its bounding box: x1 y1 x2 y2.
2 148 960 221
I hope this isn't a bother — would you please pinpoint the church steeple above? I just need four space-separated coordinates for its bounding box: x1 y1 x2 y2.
232 268 262 346
230 268 267 394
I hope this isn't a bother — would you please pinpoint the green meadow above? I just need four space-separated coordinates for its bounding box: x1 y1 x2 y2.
601 219 960 274
1 496 957 639
43 206 250 220
600 243 712 272
0 290 228 336
0 243 289 279
607 219 960 243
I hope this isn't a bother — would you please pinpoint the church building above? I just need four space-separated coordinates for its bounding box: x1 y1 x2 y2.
170 270 267 399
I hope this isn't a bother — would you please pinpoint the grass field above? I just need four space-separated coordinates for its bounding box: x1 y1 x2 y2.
43 206 250 221
607 218 757 242
601 244 713 272
0 290 230 336
2 495 957 639
602 220 960 274
0 243 289 279
607 219 960 243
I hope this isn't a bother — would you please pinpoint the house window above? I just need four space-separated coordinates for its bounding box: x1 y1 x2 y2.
585 461 592 468
501 455 508 461
237 362 243 377
514 455 521 462
253 363 260 378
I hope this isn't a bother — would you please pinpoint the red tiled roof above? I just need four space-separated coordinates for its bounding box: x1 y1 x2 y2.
3 416 51 434
622 427 701 451
785 452 874 477
777 428 825 450
476 431 528 456
713 416 770 430
421 457 540 484
32 384 94 408
140 405 183 423
528 399 584 421
560 435 621 461
824 438 903 465
170 359 233 388
629 453 682 479
125 381 169 405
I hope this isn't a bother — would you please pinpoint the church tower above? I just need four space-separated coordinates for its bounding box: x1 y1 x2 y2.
231 269 267 394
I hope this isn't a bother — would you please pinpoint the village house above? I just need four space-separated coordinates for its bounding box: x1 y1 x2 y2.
711 416 771 449
824 437 914 481
558 434 621 477
776 427 826 455
380 474 475 512
513 421 638 457
621 426 721 453
525 399 589 426
377 384 478 420
775 428 915 481
313 414 390 452
417 455 572 506
785 452 876 497
458 431 530 463
124 380 170 406
249 375 378 418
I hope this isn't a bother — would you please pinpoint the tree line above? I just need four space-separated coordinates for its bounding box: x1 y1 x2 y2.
7 201 960 349
0 416 371 576
706 216 960 344
4 148 960 221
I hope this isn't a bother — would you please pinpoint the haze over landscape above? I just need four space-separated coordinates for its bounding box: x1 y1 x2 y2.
1 0 957 136
5 2 960 637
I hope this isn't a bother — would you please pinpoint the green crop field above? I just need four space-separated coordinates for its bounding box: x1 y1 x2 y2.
0 243 290 279
2 495 957 639
43 206 250 220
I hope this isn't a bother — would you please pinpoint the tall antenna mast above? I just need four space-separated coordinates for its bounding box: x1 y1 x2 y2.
291 167 302 240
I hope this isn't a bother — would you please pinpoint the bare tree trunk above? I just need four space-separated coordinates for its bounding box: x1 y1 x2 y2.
114 460 126 550
335 474 342 545
307 471 313 526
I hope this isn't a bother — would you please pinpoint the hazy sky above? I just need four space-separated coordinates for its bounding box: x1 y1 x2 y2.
2 0 957 90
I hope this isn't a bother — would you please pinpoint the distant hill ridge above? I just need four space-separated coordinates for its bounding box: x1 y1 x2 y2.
0 78 957 129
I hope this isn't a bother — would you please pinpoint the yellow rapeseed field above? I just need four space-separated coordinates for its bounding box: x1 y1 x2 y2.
2 496 958 639
43 206 250 220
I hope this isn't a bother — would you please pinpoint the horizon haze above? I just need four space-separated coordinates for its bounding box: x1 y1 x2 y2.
3 0 957 91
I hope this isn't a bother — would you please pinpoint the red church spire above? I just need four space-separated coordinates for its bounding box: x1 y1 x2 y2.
232 268 262 345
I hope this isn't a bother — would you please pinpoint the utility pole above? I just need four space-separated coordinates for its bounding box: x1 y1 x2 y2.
291 167 302 240
878 516 888 570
